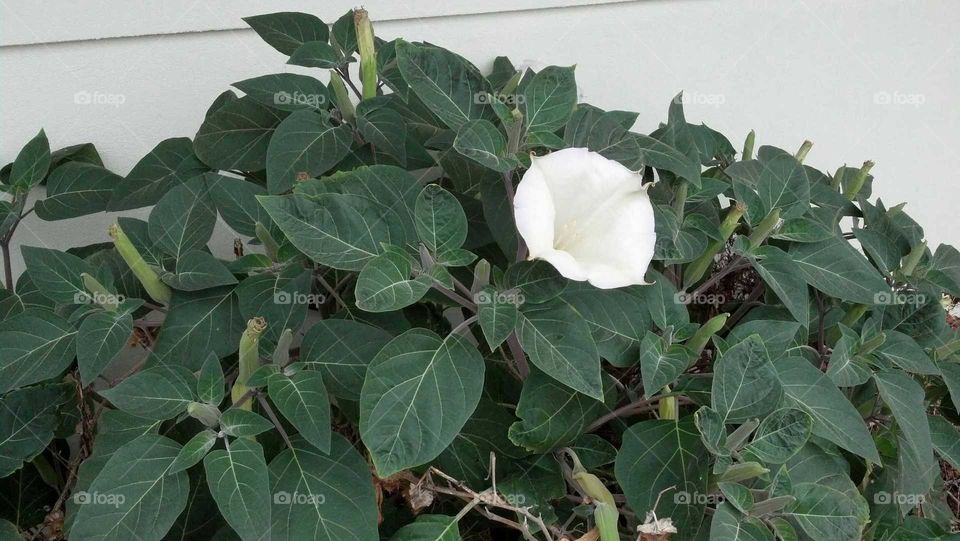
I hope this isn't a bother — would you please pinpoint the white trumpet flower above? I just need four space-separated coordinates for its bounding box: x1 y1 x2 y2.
513 148 656 289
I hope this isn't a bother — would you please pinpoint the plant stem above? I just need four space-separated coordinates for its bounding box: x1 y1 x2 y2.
684 203 745 288
1 242 11 290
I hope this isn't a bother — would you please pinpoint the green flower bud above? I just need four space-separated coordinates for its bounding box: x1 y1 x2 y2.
109 223 172 305
354 9 377 99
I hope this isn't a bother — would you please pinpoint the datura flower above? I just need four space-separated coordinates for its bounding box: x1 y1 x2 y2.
513 147 656 289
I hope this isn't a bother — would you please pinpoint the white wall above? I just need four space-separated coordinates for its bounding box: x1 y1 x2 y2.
1 0 958 279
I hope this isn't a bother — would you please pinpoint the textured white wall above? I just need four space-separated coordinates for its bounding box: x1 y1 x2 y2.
1 0 958 278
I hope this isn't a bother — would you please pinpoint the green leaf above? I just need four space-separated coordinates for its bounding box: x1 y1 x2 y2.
0 311 77 394
744 408 813 464
77 308 134 386
21 245 95 304
507 371 608 453
713 335 782 424
415 184 468 255
151 286 245 369
436 397 522 486
237 268 311 351
169 429 218 475
148 176 216 259
453 119 517 172
928 415 960 470
874 330 939 375
773 357 880 462
267 370 331 452
355 249 431 313
0 519 22 541
266 110 353 194
517 302 602 399
288 40 342 68
108 137 206 211
220 409 274 437
710 503 772 541
476 286 519 350
101 365 196 420
268 435 379 541
694 406 728 456
161 250 237 291
259 192 407 271
35 162 119 220
503 260 566 304
360 330 484 477
233 73 330 111
243 11 329 55
204 438 271 541
194 96 286 171
10 129 51 191
390 515 461 541
600 131 701 186
874 370 937 510
639 331 695 396
71 434 189 541
789 236 890 305
718 482 755 514
395 40 494 130
757 153 811 220
0 384 71 477
357 106 407 165
634 269 689 331
206 173 269 237
300 319 392 401
615 418 709 537
786 483 867 541
198 352 225 405
751 247 810 325
521 66 577 133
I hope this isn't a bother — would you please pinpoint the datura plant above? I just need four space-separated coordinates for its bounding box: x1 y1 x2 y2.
3 8 960 541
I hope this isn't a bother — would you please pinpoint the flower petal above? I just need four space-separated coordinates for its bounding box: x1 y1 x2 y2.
513 163 556 258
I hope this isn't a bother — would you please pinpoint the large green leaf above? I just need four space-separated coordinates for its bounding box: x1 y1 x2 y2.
560 283 652 367
151 286 245 369
194 96 286 171
786 483 867 541
220 409 274 438
436 397 522 486
243 12 329 55
928 415 960 470
109 137 206 211
204 438 271 541
161 250 238 291
517 302 602 399
101 365 196 420
744 408 812 464
268 370 331 453
288 40 343 69
300 319 392 401
789 236 889 304
77 307 135 386
507 371 608 453
751 247 810 326
0 311 77 394
395 40 494 130
0 384 71 477
360 330 484 477
357 106 407 166
268 436 379 541
710 503 774 541
355 248 432 313
233 73 330 112
206 173 270 237
35 162 119 220
712 335 782 424
415 184 468 255
70 434 189 541
266 110 352 194
615 418 709 538
452 119 517 173
237 267 311 351
21 246 95 305
197 352 226 405
148 176 217 259
773 357 880 462
521 66 577 133
10 129 50 191
476 285 519 350
757 153 811 220
874 330 939 375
